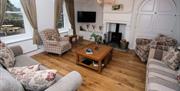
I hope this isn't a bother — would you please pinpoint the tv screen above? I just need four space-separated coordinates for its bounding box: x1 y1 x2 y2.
77 11 96 23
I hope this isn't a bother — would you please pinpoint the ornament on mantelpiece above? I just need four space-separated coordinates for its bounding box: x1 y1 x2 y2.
112 4 124 10
97 0 116 5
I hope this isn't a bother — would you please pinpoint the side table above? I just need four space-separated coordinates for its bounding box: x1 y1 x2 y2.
65 35 83 44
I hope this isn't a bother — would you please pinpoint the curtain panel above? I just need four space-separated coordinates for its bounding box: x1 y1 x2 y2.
0 0 7 27
65 0 76 35
20 0 41 45
54 0 63 35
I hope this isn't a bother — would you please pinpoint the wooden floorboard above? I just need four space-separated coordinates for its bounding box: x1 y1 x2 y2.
32 40 146 91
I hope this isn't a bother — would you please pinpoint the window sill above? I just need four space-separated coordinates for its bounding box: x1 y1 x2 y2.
58 28 69 33
1 34 32 44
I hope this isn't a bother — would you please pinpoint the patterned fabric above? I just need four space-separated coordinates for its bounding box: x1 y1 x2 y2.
148 48 168 61
146 59 180 91
135 38 152 62
0 67 25 91
9 65 57 91
8 64 40 76
177 69 180 83
135 34 177 62
0 45 15 68
40 29 72 55
162 48 180 70
28 70 57 91
43 29 60 41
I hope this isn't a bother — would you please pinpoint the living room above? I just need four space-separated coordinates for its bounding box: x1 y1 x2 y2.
0 0 180 91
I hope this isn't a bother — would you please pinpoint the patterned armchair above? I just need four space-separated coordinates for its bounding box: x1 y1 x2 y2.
135 34 177 62
40 29 72 55
135 38 152 62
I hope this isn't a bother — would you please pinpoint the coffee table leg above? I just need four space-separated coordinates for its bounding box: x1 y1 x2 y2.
98 61 102 73
76 54 79 65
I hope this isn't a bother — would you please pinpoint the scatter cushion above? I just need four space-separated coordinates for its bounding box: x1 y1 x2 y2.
149 48 167 60
28 70 57 91
0 45 15 68
8 64 40 76
0 67 25 91
9 65 57 91
162 48 180 70
177 69 180 83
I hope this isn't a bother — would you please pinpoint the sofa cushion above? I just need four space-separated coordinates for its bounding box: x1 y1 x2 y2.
177 69 180 83
15 55 62 80
8 64 40 77
147 59 180 91
0 46 15 68
162 49 180 70
0 67 25 91
12 69 56 91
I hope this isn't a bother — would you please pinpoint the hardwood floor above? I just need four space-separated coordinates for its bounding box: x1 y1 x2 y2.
32 40 146 91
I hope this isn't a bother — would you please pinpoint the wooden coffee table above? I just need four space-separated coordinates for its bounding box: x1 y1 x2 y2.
76 43 113 73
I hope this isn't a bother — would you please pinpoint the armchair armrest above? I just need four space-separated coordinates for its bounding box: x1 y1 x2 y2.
45 71 82 91
60 37 69 41
10 45 23 56
136 38 152 45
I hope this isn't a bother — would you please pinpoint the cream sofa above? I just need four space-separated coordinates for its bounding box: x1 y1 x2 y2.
146 48 180 91
0 46 82 91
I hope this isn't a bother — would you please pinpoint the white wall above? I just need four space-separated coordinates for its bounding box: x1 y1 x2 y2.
36 0 55 32
74 0 103 40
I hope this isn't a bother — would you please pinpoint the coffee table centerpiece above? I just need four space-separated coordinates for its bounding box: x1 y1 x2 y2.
76 43 112 73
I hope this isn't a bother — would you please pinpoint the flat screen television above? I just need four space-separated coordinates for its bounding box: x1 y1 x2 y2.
77 11 96 23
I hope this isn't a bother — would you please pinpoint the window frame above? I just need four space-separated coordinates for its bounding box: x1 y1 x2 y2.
0 0 33 44
58 0 71 34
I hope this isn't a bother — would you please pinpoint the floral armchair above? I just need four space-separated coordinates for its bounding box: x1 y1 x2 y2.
40 29 71 55
135 34 177 62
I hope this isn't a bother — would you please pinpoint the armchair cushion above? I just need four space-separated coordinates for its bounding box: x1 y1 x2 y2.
60 37 69 41
136 38 152 45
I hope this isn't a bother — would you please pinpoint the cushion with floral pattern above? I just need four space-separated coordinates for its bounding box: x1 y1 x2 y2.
0 45 15 68
8 64 40 76
8 65 57 91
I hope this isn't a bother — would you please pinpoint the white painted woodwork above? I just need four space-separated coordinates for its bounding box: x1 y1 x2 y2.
135 0 177 39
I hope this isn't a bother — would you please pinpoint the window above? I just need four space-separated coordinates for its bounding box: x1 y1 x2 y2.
0 0 25 37
57 0 71 33
57 11 64 28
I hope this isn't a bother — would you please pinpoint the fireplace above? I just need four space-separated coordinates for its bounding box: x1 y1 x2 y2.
111 24 122 44
104 23 128 49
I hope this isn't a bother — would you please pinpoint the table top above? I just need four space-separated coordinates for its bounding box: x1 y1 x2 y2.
76 43 113 61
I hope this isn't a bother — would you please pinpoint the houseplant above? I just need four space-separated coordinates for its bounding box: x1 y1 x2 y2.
90 32 102 44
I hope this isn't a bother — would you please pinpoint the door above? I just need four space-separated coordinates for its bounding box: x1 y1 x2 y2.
135 0 177 38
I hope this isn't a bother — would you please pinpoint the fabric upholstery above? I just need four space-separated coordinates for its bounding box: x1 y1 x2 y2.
10 45 23 56
40 29 71 55
0 67 25 91
177 69 180 83
135 38 152 62
7 45 82 91
20 0 41 45
0 45 15 68
146 59 180 91
45 71 83 91
135 34 177 62
162 49 180 70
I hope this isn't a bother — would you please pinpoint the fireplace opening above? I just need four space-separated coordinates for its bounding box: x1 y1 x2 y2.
104 23 128 50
